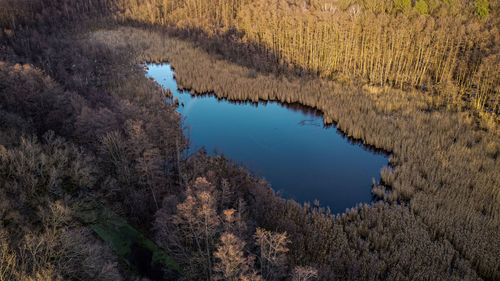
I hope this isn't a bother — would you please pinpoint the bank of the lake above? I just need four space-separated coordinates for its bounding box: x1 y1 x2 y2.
148 63 388 213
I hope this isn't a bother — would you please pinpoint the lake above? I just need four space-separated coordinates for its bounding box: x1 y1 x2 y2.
147 63 387 213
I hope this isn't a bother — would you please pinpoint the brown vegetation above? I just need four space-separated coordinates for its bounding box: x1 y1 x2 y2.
0 0 499 280
117 0 499 115
0 2 186 279
91 27 499 280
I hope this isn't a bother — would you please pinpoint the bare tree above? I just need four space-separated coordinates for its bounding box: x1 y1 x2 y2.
291 266 318 281
254 228 289 281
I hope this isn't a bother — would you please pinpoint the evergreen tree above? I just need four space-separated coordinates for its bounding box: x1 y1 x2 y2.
414 0 429 15
394 0 411 13
474 0 489 19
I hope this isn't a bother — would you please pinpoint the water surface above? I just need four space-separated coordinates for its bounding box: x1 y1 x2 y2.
147 63 387 213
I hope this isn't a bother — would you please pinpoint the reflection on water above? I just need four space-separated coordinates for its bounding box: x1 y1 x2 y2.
147 63 388 213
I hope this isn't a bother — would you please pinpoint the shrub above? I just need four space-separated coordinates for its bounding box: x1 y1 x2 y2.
474 0 490 19
414 0 429 15
394 0 412 12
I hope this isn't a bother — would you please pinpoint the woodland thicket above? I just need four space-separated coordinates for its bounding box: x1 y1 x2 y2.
117 0 500 115
0 0 499 281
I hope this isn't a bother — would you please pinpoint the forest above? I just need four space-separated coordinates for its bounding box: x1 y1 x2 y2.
118 0 499 114
0 0 499 281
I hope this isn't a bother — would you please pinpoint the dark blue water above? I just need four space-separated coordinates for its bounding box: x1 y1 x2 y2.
147 63 387 213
